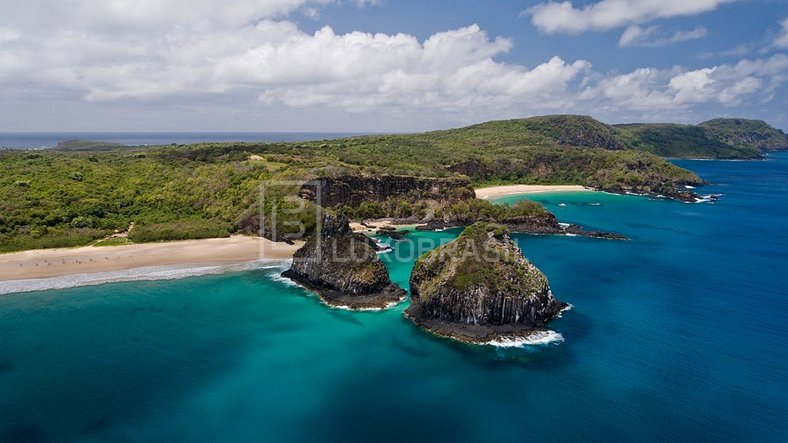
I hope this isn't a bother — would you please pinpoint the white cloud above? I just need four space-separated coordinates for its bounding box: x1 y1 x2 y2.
0 0 784 131
775 18 788 48
589 54 788 109
619 25 708 47
527 0 732 34
0 0 593 114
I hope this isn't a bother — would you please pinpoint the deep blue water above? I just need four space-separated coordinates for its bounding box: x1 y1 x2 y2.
0 132 366 150
1 154 787 442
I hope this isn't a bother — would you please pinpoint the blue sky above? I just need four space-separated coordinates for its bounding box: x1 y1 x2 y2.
0 0 786 132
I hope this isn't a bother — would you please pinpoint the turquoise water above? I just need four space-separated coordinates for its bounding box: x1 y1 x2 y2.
1 154 787 442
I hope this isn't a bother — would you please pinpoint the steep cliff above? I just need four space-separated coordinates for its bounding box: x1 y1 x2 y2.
299 175 475 208
282 214 405 309
406 222 567 343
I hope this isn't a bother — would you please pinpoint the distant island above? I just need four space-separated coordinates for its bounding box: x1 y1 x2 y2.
1 114 784 253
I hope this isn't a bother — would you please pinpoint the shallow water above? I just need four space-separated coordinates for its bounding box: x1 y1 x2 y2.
1 153 787 442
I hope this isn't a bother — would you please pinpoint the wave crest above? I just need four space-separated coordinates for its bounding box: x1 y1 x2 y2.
486 330 564 348
0 260 289 295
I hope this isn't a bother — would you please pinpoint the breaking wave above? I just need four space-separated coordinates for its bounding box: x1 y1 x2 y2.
486 330 565 347
0 260 289 295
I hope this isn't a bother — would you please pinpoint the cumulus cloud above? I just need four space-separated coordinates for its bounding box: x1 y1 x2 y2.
588 54 788 110
619 25 708 47
0 1 593 113
527 0 732 34
0 0 784 130
776 18 788 48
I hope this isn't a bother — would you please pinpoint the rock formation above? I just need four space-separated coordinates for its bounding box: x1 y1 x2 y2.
282 214 405 309
299 175 475 208
406 222 567 343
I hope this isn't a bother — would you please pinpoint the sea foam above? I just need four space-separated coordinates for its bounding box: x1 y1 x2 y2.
330 298 404 312
486 330 564 348
0 260 288 295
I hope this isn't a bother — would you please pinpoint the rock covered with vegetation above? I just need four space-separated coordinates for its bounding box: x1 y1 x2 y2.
420 199 627 239
282 214 405 309
406 222 566 343
300 175 475 207
699 118 788 152
615 123 761 159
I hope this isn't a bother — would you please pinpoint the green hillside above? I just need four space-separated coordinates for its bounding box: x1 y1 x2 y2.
615 123 761 159
699 118 788 151
0 119 702 253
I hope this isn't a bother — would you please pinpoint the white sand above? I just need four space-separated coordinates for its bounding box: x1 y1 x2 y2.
475 184 591 199
349 220 419 234
0 236 303 282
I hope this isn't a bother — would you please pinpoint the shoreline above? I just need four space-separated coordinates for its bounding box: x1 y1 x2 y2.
475 184 592 199
0 236 303 285
1 184 594 288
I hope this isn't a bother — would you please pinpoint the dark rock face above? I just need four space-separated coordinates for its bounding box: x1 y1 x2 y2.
376 229 410 240
564 224 628 240
503 214 563 235
406 223 566 343
299 175 475 208
282 214 405 309
447 159 491 180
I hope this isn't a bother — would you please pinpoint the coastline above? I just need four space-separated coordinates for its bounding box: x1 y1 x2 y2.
1 184 592 288
349 220 420 234
0 236 303 284
475 184 592 199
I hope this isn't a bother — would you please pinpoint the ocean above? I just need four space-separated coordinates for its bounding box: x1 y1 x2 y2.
0 153 786 442
0 132 366 150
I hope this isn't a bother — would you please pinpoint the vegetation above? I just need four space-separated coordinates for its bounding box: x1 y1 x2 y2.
92 237 132 247
412 222 546 296
699 118 788 151
615 123 761 159
53 139 128 152
0 115 727 252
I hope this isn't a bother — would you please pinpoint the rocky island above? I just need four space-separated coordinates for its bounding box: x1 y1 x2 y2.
406 222 567 344
282 214 406 310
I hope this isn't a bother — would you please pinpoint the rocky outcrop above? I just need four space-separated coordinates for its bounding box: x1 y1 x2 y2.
415 211 628 240
406 222 567 344
282 214 405 309
299 175 475 208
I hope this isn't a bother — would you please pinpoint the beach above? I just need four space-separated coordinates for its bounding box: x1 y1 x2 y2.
349 220 420 234
0 185 589 284
0 236 302 283
475 184 591 199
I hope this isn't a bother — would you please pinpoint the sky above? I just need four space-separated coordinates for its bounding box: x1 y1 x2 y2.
0 0 786 132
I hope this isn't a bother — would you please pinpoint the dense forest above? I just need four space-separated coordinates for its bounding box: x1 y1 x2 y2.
3 114 781 252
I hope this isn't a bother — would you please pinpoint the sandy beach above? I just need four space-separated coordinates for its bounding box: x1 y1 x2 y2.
349 220 420 234
1 185 590 285
475 184 591 199
0 236 303 282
